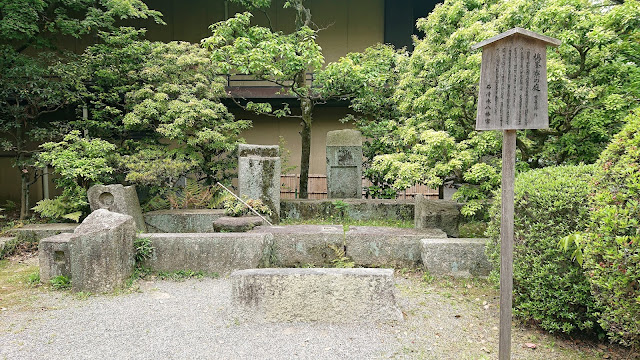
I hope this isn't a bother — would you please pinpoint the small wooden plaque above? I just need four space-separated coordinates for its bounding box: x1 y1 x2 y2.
473 28 560 130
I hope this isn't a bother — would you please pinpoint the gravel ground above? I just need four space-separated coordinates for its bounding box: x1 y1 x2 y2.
0 267 615 360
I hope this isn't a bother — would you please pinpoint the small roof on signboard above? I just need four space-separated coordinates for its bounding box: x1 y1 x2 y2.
471 27 561 50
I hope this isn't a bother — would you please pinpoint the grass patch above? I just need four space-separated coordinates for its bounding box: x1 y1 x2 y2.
280 217 413 228
0 257 41 310
49 275 71 290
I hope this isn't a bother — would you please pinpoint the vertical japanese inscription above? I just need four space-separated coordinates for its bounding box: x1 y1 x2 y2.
506 48 512 125
532 52 542 119
494 48 500 122
518 48 524 125
524 50 530 125
500 47 506 127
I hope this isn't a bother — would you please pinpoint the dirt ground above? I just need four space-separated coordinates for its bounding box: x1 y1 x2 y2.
0 253 637 359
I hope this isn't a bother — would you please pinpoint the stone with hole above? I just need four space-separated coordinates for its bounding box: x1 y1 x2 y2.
87 184 146 232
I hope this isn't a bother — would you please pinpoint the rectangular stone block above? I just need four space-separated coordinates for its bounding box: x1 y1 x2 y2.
141 233 273 274
251 225 345 267
143 209 225 233
346 226 447 268
414 194 462 237
421 238 492 277
70 209 136 293
326 129 363 199
238 144 281 223
231 268 403 323
280 199 414 221
39 233 73 282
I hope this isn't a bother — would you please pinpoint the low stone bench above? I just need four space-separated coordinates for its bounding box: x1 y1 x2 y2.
421 238 491 277
141 233 273 274
231 268 403 323
144 209 225 233
346 226 446 268
250 225 447 268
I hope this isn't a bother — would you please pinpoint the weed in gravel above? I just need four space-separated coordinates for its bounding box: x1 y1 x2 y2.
50 275 70 290
421 272 434 284
74 291 91 300
134 236 154 263
27 271 40 286
157 270 219 281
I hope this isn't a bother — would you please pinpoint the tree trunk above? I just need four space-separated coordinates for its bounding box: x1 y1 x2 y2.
299 101 313 199
16 123 29 220
20 170 30 220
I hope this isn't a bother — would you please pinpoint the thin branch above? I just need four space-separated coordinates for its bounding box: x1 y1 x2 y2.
258 9 274 32
228 95 303 119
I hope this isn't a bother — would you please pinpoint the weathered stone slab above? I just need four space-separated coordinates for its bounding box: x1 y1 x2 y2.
0 237 13 255
141 233 273 274
250 225 345 267
421 238 492 277
346 226 447 268
238 144 281 223
9 223 78 244
231 268 403 323
70 209 136 293
39 233 73 282
414 194 463 237
213 216 264 232
87 184 146 232
326 129 363 199
144 209 225 233
280 198 414 221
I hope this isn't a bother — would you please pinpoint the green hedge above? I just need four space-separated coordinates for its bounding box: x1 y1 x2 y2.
486 165 602 335
584 110 640 347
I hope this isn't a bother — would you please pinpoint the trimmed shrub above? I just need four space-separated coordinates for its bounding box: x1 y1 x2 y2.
486 165 602 335
584 110 640 347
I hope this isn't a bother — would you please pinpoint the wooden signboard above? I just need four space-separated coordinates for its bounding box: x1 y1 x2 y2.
472 28 560 360
472 28 560 130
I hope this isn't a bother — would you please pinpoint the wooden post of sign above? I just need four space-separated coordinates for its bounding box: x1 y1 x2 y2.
500 129 516 357
472 28 560 359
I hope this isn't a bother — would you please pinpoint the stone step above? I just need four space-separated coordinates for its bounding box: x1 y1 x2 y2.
10 223 78 243
230 268 403 323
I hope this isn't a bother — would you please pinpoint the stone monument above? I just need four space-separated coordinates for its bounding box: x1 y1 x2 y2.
238 144 281 223
326 129 363 199
87 184 146 232
69 209 136 293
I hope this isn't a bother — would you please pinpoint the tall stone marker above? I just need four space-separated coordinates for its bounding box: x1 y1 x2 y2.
70 209 136 293
87 184 146 233
472 27 560 360
238 144 281 223
326 129 363 199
